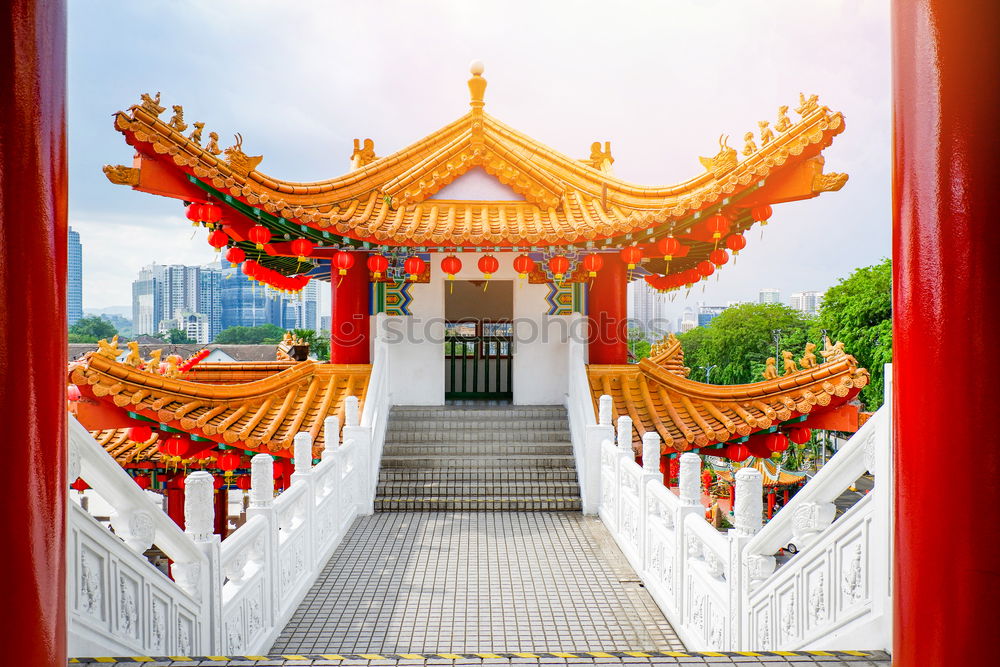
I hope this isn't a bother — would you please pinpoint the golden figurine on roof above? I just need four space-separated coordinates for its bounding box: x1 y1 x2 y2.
167 105 187 133
139 91 164 116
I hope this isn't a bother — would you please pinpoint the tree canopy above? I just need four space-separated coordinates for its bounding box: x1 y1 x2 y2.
159 328 194 344
68 316 117 343
818 258 892 409
677 303 817 386
214 323 286 345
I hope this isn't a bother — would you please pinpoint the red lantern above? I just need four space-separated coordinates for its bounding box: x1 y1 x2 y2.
404 256 426 281
751 204 773 225
704 213 731 240
367 254 389 280
133 474 152 490
620 245 643 269
128 425 153 443
186 203 202 223
67 384 81 402
70 478 90 492
548 255 570 280
512 254 535 279
725 233 747 254
218 452 241 472
160 435 190 458
709 248 730 267
203 203 222 224
236 475 252 491
226 246 246 267
333 250 355 276
657 237 682 260
788 427 812 445
765 432 790 453
247 224 271 250
581 253 604 277
272 459 291 480
726 444 751 462
477 254 499 279
441 255 462 281
701 470 713 489
291 238 314 262
207 229 229 252
696 260 715 278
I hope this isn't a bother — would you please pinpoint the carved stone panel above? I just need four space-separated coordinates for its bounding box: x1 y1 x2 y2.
115 568 141 640
78 544 106 621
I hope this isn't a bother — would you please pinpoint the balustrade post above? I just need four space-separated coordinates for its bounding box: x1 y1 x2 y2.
616 415 633 454
183 471 222 652
638 432 663 574
322 415 340 460
291 432 317 570
583 395 615 514
732 467 767 651
674 452 706 632
614 415 634 531
246 454 278 636
342 396 373 515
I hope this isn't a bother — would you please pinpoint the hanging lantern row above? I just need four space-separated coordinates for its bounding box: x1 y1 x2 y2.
178 348 210 373
441 255 462 281
581 253 603 277
291 238 315 262
367 253 389 279
247 224 271 250
226 246 246 267
404 256 426 281
512 254 535 279
186 202 222 227
241 260 311 293
207 229 229 252
333 250 354 276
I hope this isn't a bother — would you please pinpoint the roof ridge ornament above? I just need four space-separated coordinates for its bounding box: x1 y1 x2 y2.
468 61 487 109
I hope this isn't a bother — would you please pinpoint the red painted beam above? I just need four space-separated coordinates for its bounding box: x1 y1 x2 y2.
893 2 1000 663
588 254 628 364
0 2 68 663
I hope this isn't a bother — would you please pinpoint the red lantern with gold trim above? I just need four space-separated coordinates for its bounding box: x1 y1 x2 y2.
404 256 426 281
751 204 773 226
367 254 389 280
725 233 747 254
548 255 570 281
477 255 499 279
726 444 751 462
441 255 462 281
236 475 252 491
788 427 811 445
225 246 245 268
218 452 241 473
291 238 314 262
513 254 535 279
247 224 271 250
657 237 681 260
696 260 715 278
709 248 729 267
207 229 229 252
704 213 730 240
201 203 222 224
581 253 604 277
186 203 202 223
128 425 153 443
765 432 789 453
620 245 643 269
333 250 354 276
133 474 152 490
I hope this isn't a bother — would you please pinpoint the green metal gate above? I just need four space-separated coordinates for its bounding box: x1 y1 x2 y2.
445 321 513 400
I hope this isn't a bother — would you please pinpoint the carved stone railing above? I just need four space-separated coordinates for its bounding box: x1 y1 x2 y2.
564 319 611 515
361 313 393 511
67 393 372 656
586 364 892 652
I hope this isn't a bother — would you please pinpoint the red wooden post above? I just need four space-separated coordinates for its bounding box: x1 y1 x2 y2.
893 2 1000 663
166 475 185 530
0 2 68 663
767 491 775 519
588 254 628 364
214 486 228 538
330 251 370 364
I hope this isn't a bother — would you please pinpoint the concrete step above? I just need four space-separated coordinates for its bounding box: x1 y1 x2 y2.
389 406 566 419
387 417 569 430
374 495 583 511
384 429 570 444
382 443 573 456
378 468 580 483
377 480 581 496
380 454 576 469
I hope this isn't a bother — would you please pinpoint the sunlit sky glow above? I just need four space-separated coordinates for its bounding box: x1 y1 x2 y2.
69 0 890 320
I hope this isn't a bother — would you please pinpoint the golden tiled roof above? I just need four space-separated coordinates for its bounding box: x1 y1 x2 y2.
588 341 869 452
71 353 369 457
106 68 847 250
717 459 806 488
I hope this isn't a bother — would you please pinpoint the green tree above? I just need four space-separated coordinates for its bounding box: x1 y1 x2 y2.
214 323 286 344
677 303 817 386
818 258 892 409
292 329 330 361
68 315 118 343
627 327 652 362
159 327 194 344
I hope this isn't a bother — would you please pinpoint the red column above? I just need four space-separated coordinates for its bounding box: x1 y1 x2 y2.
0 2 67 664
214 487 228 538
893 2 1000 664
588 254 628 364
166 476 185 530
330 251 370 364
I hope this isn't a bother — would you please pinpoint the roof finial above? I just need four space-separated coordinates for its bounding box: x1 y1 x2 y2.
468 61 486 109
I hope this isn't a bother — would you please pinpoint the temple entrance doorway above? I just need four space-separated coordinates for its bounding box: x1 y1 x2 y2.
444 279 513 401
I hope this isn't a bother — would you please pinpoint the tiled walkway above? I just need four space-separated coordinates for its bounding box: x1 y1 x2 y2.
271 513 682 654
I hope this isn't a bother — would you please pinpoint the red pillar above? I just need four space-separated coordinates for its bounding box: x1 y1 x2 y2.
588 254 628 364
0 2 67 664
330 251 370 364
166 476 185 530
214 487 228 538
893 2 1000 664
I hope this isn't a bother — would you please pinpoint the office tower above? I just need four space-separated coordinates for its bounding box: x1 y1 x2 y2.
790 290 825 316
67 226 83 324
759 288 781 304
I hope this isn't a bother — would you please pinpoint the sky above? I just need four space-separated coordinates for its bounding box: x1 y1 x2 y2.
68 0 891 321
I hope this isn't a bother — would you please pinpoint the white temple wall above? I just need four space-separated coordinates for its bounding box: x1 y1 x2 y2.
380 252 571 405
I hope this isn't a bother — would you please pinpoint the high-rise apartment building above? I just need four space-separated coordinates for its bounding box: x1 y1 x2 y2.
67 227 83 324
132 263 224 343
759 288 781 304
790 290 825 316
697 305 728 327
627 279 671 335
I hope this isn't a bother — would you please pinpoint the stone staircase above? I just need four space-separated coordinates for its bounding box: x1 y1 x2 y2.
375 405 581 511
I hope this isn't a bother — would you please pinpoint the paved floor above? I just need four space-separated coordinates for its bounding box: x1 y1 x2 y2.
271 513 683 654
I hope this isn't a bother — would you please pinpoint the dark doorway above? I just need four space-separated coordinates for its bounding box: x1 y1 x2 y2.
444 280 513 400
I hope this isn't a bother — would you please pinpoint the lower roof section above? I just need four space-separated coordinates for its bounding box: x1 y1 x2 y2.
70 353 370 458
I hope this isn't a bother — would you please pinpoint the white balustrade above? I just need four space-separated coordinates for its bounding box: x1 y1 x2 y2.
68 334 393 657
578 364 893 652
